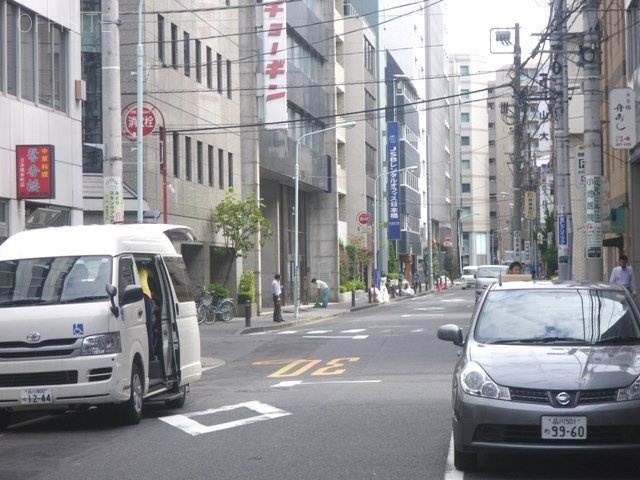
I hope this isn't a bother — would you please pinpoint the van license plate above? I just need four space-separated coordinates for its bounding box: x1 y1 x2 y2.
20 388 53 405
541 416 587 439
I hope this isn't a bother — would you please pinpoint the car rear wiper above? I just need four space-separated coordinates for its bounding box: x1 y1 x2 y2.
594 336 640 345
490 337 588 344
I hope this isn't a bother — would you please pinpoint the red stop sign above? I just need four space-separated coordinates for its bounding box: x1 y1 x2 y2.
124 107 156 137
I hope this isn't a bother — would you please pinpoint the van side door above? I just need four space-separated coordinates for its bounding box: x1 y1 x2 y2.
161 255 201 384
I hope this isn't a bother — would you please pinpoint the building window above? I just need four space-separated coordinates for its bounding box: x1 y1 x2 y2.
218 148 224 189
228 152 233 187
462 183 471 193
460 65 469 76
365 143 376 177
217 53 223 94
208 145 214 186
489 157 496 164
185 136 192 181
38 16 65 110
461 112 470 123
157 15 165 64
20 11 35 101
488 140 495 147
197 141 203 184
172 132 180 177
195 40 201 83
364 37 375 74
365 90 376 126
487 102 494 111
488 122 495 129
170 23 178 69
206 47 212 89
461 159 471 170
461 136 470 146
226 59 232 98
460 89 469 100
183 31 190 76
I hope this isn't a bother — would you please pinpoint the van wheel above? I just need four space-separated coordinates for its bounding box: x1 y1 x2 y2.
0 410 10 430
118 363 143 425
165 385 187 409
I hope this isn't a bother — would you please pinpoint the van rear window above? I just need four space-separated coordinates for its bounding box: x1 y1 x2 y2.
163 256 194 303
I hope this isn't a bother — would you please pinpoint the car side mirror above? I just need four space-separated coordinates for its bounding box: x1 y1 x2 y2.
122 284 144 306
106 284 119 317
437 324 464 346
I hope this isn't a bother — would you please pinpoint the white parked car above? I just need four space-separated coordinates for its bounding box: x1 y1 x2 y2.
460 266 478 290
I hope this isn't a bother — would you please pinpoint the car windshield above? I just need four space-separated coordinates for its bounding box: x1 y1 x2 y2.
463 267 477 276
475 289 640 344
0 256 112 307
476 266 507 278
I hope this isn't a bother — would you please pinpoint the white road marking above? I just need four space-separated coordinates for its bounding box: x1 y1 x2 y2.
411 328 424 332
302 335 369 340
272 380 381 388
159 401 290 436
340 329 366 333
444 432 464 479
276 330 298 334
415 307 445 311
307 330 331 334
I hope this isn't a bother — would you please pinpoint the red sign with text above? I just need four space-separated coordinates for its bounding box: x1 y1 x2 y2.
16 145 55 199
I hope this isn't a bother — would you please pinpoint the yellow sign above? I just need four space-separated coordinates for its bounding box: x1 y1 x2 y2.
524 191 536 220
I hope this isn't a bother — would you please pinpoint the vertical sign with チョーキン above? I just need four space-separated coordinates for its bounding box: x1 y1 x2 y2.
585 175 602 259
609 88 636 149
263 1 287 129
386 122 400 240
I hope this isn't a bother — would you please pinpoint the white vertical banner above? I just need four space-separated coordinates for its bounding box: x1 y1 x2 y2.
263 1 287 129
609 88 636 149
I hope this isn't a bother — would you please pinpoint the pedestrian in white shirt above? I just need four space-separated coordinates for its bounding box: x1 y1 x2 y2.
311 278 330 307
610 254 637 296
272 273 284 322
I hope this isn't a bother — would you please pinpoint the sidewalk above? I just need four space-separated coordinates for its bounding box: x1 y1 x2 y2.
210 285 436 336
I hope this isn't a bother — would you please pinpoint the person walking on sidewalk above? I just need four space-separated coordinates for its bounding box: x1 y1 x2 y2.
311 278 330 307
272 273 284 322
610 254 637 297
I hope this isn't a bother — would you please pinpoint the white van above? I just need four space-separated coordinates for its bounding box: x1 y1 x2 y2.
0 224 202 428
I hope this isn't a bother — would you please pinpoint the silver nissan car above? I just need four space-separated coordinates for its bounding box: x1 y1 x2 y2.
438 280 640 471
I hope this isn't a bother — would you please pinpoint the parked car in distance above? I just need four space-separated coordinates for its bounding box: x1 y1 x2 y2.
438 280 640 471
460 266 478 290
474 264 508 301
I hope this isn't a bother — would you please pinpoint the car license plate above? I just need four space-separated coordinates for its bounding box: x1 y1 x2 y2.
541 416 587 440
20 388 53 405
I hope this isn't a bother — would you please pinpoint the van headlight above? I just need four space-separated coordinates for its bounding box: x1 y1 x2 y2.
459 361 511 400
81 333 122 355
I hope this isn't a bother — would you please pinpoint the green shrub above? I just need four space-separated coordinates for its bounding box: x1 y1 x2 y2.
237 270 256 304
339 285 347 293
208 283 230 303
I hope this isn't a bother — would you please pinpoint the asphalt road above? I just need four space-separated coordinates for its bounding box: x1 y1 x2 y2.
3 288 640 479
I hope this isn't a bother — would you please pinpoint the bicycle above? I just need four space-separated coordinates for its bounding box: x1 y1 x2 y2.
195 287 237 324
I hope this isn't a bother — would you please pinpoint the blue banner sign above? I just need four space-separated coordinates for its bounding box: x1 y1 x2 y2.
387 122 400 240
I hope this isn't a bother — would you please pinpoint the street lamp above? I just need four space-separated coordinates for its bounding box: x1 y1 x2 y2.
373 166 418 286
294 120 356 319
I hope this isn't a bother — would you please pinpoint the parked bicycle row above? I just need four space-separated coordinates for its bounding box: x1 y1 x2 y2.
194 285 237 325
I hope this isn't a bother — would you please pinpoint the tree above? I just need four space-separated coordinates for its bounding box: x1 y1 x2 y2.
211 188 274 283
537 205 557 278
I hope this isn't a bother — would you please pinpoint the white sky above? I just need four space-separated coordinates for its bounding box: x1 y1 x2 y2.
445 0 552 72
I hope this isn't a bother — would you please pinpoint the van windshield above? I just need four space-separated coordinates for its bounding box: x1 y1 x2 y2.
0 256 112 307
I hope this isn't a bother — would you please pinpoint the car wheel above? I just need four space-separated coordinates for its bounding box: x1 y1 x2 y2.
165 385 187 409
454 449 477 471
118 362 144 425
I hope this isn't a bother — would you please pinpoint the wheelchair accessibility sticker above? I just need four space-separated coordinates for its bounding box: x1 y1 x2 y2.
73 324 84 335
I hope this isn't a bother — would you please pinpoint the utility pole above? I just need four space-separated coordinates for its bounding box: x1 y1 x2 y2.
511 24 523 260
583 0 603 280
551 0 571 280
102 0 124 224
